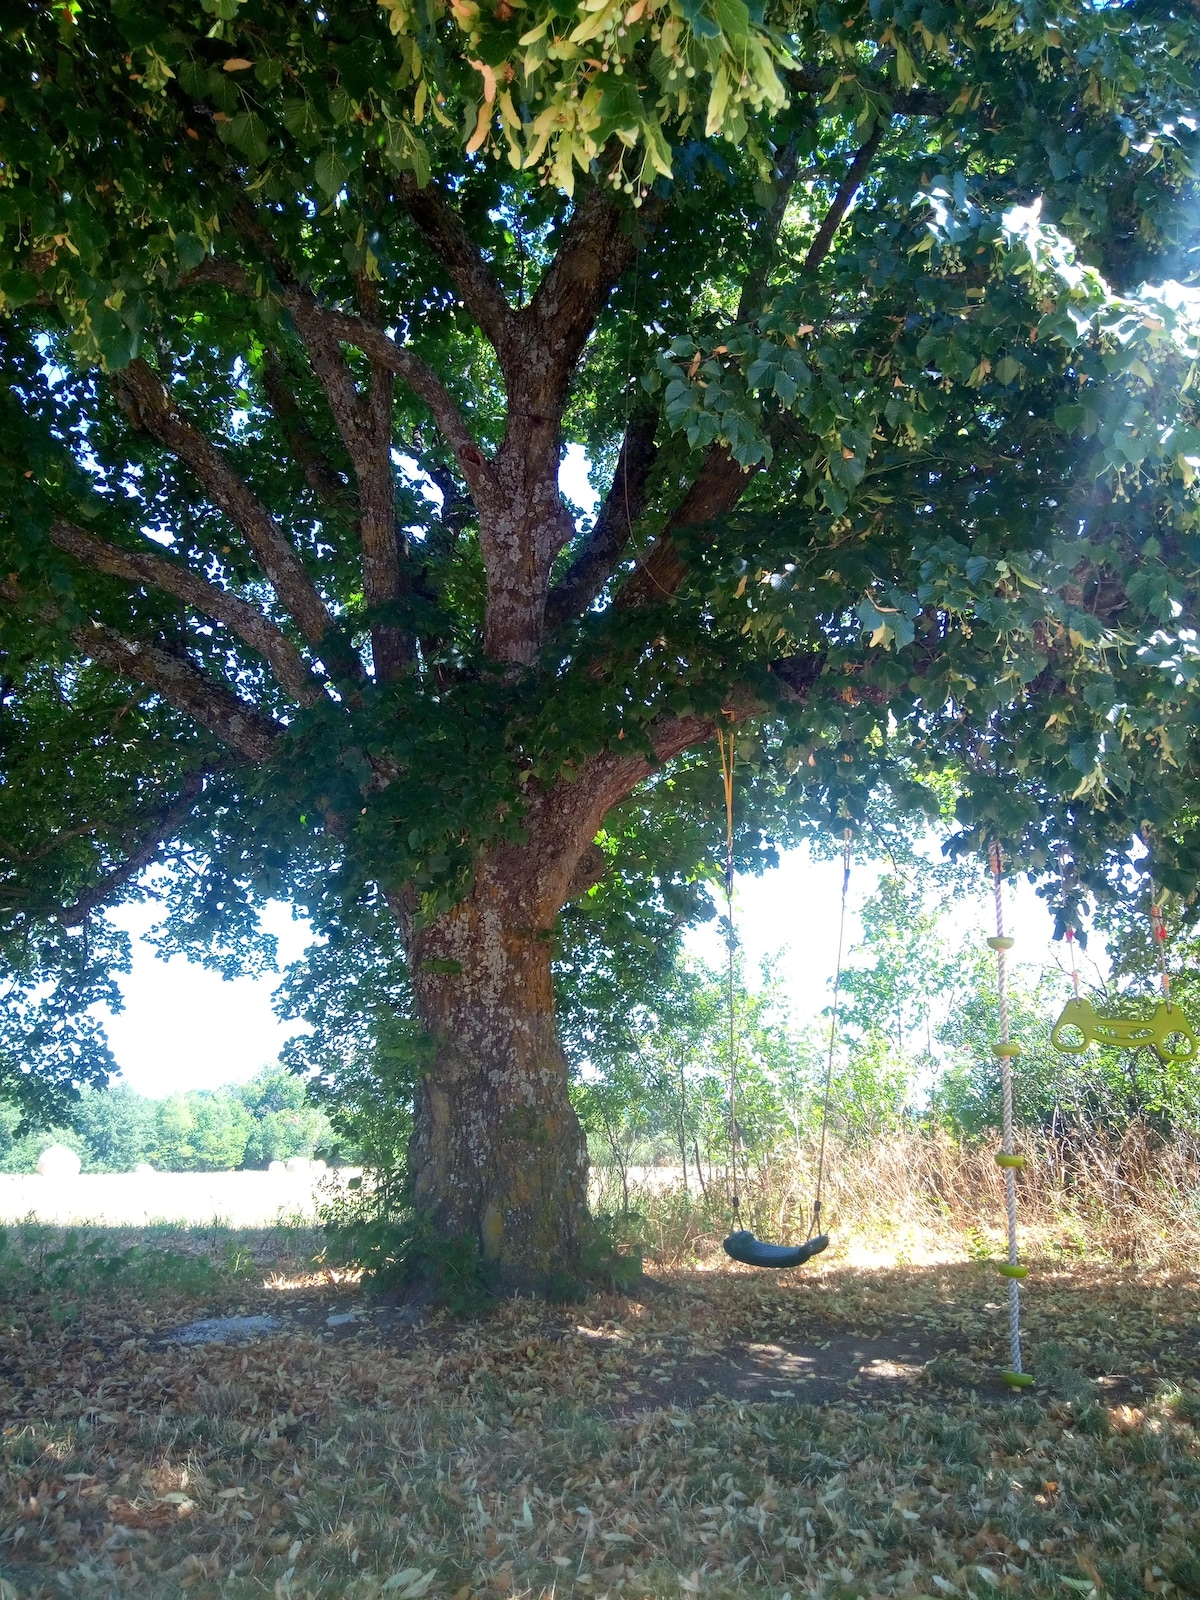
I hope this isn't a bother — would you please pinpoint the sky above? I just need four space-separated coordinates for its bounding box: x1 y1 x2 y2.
689 845 1074 1016
96 844 1083 1099
99 898 312 1097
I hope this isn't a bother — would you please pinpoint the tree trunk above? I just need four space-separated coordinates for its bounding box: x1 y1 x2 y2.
397 734 707 1292
406 878 589 1291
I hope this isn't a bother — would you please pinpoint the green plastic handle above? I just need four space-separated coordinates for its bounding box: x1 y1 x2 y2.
1051 997 1198 1063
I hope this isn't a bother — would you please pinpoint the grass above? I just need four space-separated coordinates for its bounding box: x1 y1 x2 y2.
1 1190 1198 1600
0 1220 325 1313
595 1123 1200 1273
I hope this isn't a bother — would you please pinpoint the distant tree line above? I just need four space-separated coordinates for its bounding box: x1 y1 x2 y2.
0 1066 335 1174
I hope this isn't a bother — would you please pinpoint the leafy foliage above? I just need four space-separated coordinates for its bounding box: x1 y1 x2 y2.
574 840 1200 1225
0 0 1198 1196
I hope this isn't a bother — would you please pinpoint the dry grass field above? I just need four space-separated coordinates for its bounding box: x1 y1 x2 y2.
0 1171 353 1230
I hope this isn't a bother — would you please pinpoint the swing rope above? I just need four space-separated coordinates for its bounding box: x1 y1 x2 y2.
988 843 1032 1388
1151 899 1172 1009
716 728 835 1271
1065 924 1080 997
717 725 741 1222
810 828 852 1241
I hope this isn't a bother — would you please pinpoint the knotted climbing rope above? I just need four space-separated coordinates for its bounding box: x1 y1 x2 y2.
988 843 1033 1389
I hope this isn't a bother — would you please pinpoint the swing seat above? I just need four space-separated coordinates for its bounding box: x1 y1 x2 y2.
723 1230 829 1269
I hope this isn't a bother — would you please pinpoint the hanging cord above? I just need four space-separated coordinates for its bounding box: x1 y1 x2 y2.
989 843 1031 1386
623 251 639 538
809 829 852 1241
717 725 741 1222
1150 898 1172 1010
1065 924 1080 998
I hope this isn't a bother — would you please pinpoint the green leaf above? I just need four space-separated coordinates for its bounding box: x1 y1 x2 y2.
228 111 270 165
313 148 351 195
174 233 207 271
283 97 325 142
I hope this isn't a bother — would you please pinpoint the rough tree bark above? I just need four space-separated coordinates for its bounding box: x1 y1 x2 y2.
402 723 712 1286
407 879 589 1286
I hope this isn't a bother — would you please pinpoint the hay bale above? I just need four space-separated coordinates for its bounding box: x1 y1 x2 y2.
37 1144 81 1179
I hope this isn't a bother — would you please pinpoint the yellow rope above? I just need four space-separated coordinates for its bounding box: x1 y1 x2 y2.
811 829 851 1240
716 725 740 1219
717 726 735 865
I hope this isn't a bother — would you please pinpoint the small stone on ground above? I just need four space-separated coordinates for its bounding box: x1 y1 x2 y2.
171 1315 281 1344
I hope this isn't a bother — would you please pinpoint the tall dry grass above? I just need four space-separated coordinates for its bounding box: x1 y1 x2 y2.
592 1122 1200 1270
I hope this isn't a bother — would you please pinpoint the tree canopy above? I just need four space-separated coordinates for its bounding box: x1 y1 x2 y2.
1 0 1199 1270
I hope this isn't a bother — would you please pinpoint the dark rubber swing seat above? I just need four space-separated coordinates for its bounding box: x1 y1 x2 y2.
723 1230 830 1269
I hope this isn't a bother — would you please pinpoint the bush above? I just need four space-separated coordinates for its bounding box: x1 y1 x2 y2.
0 1223 252 1303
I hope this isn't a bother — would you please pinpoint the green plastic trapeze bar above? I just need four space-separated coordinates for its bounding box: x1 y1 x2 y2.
1050 996 1198 1065
1001 1370 1035 1389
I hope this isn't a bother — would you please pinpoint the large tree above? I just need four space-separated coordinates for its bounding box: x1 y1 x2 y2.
2 0 1198 1284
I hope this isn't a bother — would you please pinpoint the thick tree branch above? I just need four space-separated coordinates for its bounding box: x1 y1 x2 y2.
292 305 498 513
545 409 659 629
113 360 336 652
395 174 518 362
188 256 497 520
523 649 827 918
259 351 355 513
477 186 648 665
48 519 324 705
283 285 408 680
497 712 717 924
75 621 281 762
618 445 757 609
56 769 209 927
517 185 638 405
802 123 886 272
